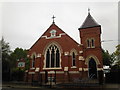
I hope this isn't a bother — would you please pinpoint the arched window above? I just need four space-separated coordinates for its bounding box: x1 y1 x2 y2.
87 39 90 48
46 50 50 68
46 45 60 68
72 52 76 66
86 38 95 48
50 30 56 37
56 49 60 67
32 55 35 68
91 39 95 47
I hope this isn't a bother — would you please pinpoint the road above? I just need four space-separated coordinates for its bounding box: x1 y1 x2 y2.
2 84 120 90
2 87 54 90
1 87 104 90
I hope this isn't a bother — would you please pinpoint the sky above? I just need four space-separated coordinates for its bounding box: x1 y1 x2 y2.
0 1 119 54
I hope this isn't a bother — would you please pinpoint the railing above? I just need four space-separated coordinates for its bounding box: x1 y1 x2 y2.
71 74 99 87
89 74 95 79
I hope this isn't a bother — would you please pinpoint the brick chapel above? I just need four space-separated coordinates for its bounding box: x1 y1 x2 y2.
25 11 103 84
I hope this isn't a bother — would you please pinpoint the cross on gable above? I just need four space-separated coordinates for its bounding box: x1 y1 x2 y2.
88 8 90 14
52 15 56 23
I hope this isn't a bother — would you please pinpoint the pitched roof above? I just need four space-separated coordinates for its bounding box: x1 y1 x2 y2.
30 23 79 50
80 13 100 29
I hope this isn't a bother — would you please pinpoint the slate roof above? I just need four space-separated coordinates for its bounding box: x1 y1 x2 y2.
80 13 100 29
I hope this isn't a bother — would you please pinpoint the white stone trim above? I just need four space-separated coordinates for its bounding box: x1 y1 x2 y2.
40 71 45 74
64 67 68 71
43 67 62 70
79 51 83 54
70 49 78 55
97 68 103 71
40 71 64 74
43 41 63 54
85 55 100 65
48 71 55 74
79 68 83 71
79 56 84 61
31 52 37 58
56 71 64 74
28 72 35 74
35 68 40 72
37 53 41 58
83 68 88 71
71 66 77 68
41 33 66 39
64 52 69 56
69 71 79 74
30 67 35 70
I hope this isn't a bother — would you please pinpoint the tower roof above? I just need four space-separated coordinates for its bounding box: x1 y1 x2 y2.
80 12 100 29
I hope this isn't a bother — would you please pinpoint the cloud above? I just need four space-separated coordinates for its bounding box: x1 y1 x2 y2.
1 2 118 53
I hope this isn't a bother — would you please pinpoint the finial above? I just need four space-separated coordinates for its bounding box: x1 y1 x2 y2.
88 8 90 14
52 15 56 24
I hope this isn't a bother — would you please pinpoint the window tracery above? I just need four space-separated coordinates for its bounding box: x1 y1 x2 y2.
46 44 60 68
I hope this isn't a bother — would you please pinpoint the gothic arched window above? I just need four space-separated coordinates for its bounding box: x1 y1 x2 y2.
86 38 95 48
32 55 35 68
87 39 90 48
46 45 60 68
91 39 95 47
72 52 76 66
46 50 50 68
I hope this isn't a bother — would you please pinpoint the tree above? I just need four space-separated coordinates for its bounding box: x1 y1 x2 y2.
1 37 11 81
10 48 30 81
111 44 120 67
102 49 113 66
114 44 120 65
1 38 30 81
1 37 11 60
10 47 30 70
106 45 120 84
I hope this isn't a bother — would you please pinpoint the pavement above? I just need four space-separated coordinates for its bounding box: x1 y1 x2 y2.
2 84 43 89
2 82 120 89
102 84 120 88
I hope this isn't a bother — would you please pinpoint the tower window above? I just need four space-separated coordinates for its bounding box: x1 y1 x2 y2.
91 39 95 47
45 44 60 68
86 38 95 48
87 39 90 48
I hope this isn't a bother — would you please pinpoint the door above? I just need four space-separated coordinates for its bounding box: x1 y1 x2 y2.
89 58 97 79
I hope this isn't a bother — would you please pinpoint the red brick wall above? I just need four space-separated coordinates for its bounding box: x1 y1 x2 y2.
28 23 81 71
26 24 103 83
79 26 103 68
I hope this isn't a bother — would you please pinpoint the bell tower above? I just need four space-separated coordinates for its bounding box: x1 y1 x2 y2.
78 10 103 78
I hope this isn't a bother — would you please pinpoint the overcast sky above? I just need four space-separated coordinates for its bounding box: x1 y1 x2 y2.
0 1 118 53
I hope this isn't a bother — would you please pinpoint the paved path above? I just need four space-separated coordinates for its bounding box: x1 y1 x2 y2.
103 84 120 88
2 83 120 89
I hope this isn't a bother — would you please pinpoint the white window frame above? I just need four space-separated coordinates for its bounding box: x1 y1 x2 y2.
44 44 61 69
